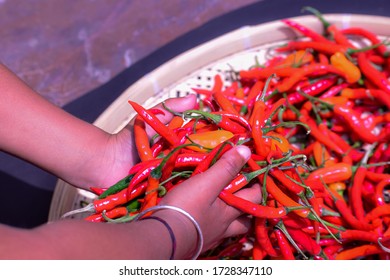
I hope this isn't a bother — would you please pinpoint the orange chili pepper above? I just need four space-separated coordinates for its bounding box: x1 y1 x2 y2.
312 141 336 168
184 130 234 152
306 162 354 184
330 52 361 83
282 50 314 67
134 116 154 162
266 131 290 153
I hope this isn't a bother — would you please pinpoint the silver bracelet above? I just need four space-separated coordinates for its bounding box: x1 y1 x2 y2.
133 205 204 260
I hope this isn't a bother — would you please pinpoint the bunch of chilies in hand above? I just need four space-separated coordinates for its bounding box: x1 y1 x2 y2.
69 8 390 260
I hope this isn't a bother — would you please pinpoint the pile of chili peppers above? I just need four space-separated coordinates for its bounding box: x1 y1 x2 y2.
70 8 390 260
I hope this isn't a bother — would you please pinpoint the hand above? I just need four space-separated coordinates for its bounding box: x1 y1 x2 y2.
157 145 261 258
93 94 197 189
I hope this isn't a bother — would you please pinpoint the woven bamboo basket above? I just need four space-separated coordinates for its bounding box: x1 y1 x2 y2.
48 14 390 221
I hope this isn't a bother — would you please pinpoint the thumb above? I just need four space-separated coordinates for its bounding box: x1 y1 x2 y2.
196 145 251 200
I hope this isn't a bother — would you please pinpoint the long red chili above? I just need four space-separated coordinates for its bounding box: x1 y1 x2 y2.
350 166 367 221
281 18 332 44
254 217 278 257
128 100 180 146
287 228 323 256
274 228 295 260
94 181 148 213
185 110 247 133
219 190 288 218
287 76 337 104
357 52 390 95
335 244 384 260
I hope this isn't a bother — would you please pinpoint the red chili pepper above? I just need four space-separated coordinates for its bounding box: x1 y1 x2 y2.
339 229 381 243
274 228 295 260
333 104 385 143
219 190 288 218
281 18 333 44
350 166 368 221
335 244 383 260
127 159 161 195
192 136 238 176
213 111 251 131
324 184 373 231
300 114 345 155
254 217 278 257
276 41 347 55
85 206 130 223
287 228 322 256
341 27 389 56
375 178 390 206
276 64 345 93
320 83 348 98
128 101 180 146
174 153 207 168
287 76 337 104
223 162 271 194
327 25 355 48
94 181 148 213
306 162 353 184
185 110 247 134
269 166 304 195
251 101 270 157
252 242 267 260
326 129 364 162
357 52 390 95
341 88 390 110
323 245 342 260
239 65 297 80
265 174 310 218
212 76 240 115
244 80 264 110
365 204 390 223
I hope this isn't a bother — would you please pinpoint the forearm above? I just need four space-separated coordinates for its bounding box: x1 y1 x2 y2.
0 63 110 188
0 211 197 259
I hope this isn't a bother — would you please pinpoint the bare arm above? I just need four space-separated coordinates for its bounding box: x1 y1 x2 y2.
0 63 195 189
0 147 258 259
0 63 112 188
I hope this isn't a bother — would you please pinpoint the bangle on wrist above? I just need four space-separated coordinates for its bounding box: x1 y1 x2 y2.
133 205 204 260
140 216 176 260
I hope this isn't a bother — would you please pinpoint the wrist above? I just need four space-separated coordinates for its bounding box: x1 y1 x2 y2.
153 210 197 259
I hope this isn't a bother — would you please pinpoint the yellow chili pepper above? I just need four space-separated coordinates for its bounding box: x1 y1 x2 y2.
185 130 234 152
330 52 361 83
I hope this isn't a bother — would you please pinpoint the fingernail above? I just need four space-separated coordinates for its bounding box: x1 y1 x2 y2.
236 145 251 161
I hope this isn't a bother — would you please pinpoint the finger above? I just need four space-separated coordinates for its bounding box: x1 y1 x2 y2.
195 145 252 201
234 183 262 205
223 215 253 238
